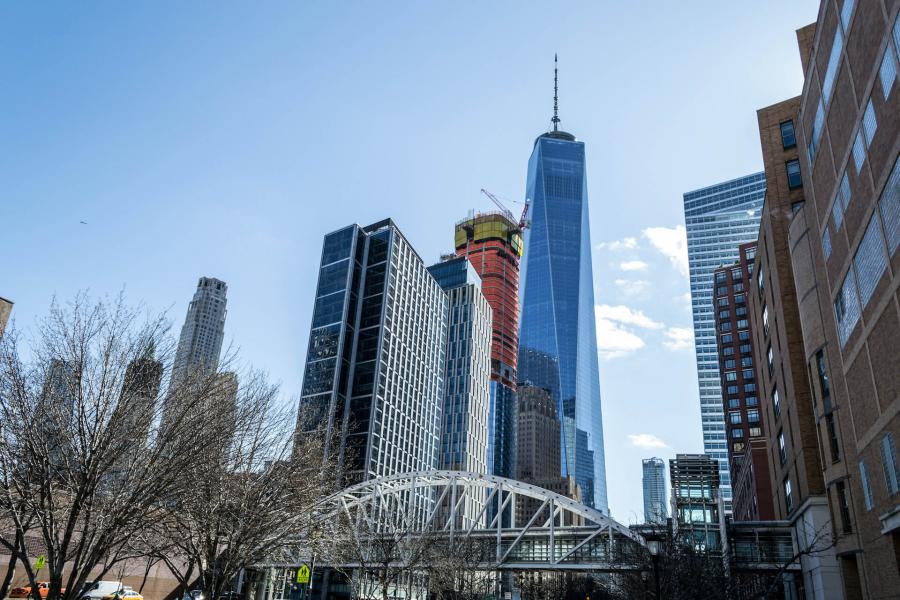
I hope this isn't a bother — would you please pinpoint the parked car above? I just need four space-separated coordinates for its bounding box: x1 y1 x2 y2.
182 590 204 600
78 581 123 600
102 590 143 600
8 582 65 599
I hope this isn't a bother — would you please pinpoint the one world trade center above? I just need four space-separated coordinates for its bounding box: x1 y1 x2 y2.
518 57 607 512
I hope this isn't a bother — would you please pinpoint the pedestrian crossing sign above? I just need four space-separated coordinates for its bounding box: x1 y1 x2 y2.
296 565 310 584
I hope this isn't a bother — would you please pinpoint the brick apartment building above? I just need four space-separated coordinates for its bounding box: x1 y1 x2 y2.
713 243 775 521
747 0 900 596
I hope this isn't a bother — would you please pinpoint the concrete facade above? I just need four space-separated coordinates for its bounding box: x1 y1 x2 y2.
0 296 11 337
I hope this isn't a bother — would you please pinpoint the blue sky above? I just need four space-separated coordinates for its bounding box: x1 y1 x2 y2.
1 1 818 521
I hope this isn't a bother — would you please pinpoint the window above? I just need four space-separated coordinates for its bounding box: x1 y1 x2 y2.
731 268 742 280
778 432 787 464
823 28 843 103
723 346 735 356
719 309 731 320
739 331 751 342
741 357 753 367
733 442 745 453
882 433 899 495
747 409 760 424
718 297 729 307
835 269 861 346
880 43 897 99
744 383 757 393
724 359 736 369
721 333 733 344
767 345 774 376
743 369 754 380
780 120 796 148
862 98 878 146
737 319 749 329
735 293 746 305
732 428 744 439
745 247 756 261
879 154 900 255
773 387 781 419
757 266 765 297
730 412 743 425
726 385 739 395
852 129 866 173
736 306 747 317
729 398 741 409
809 100 825 162
740 343 752 354
762 305 769 336
826 414 840 462
823 227 832 259
716 271 727 283
839 171 852 210
853 212 888 307
816 350 830 401
734 282 745 293
832 192 845 230
725 371 738 382
837 481 852 533
746 396 758 407
720 322 732 332
717 286 728 297
784 478 794 512
840 0 854 30
749 427 762 437
860 460 874 510
786 160 802 189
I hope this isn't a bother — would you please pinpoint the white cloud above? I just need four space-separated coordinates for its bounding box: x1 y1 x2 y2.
597 304 663 330
596 316 646 359
619 260 649 272
595 304 664 359
663 327 694 350
615 279 650 297
643 225 689 277
596 237 638 252
628 433 669 449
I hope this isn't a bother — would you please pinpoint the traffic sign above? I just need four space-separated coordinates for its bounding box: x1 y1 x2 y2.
35 555 46 570
296 565 310 584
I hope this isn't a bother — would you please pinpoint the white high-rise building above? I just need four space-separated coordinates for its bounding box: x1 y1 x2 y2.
683 173 765 510
171 277 228 386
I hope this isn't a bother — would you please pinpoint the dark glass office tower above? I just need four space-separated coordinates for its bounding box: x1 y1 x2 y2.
297 219 448 498
517 59 607 512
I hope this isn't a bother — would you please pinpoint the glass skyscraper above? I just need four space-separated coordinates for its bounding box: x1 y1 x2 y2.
297 219 447 514
683 173 765 509
518 78 607 511
642 457 668 524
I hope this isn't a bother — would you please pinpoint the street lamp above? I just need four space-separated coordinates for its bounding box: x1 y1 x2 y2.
647 538 661 599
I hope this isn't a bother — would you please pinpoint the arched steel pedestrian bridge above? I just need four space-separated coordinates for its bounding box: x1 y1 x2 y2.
317 470 649 571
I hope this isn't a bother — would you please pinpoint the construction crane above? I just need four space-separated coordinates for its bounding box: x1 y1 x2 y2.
480 188 530 231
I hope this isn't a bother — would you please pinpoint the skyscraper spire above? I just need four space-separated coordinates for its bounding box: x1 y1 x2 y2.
552 54 560 132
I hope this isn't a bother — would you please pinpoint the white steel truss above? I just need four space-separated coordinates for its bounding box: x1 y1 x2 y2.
318 470 648 571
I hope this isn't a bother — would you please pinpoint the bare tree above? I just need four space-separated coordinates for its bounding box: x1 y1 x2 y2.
0 293 254 600
144 374 340 600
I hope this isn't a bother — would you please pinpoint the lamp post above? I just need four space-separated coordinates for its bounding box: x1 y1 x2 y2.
647 538 661 599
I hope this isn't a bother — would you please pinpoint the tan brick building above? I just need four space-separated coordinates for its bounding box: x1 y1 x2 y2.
748 0 900 597
0 297 12 337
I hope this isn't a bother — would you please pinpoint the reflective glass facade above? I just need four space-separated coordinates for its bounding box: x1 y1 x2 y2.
298 220 447 527
642 457 668 524
518 133 607 512
683 173 765 509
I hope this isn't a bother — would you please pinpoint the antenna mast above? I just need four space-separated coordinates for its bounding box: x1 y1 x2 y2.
552 54 560 132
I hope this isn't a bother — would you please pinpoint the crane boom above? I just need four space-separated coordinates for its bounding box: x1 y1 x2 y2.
480 188 530 231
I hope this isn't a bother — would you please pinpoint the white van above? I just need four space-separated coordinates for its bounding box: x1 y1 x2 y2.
79 581 123 600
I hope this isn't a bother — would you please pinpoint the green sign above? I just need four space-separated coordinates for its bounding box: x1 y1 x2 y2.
35 555 46 570
296 565 310 584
